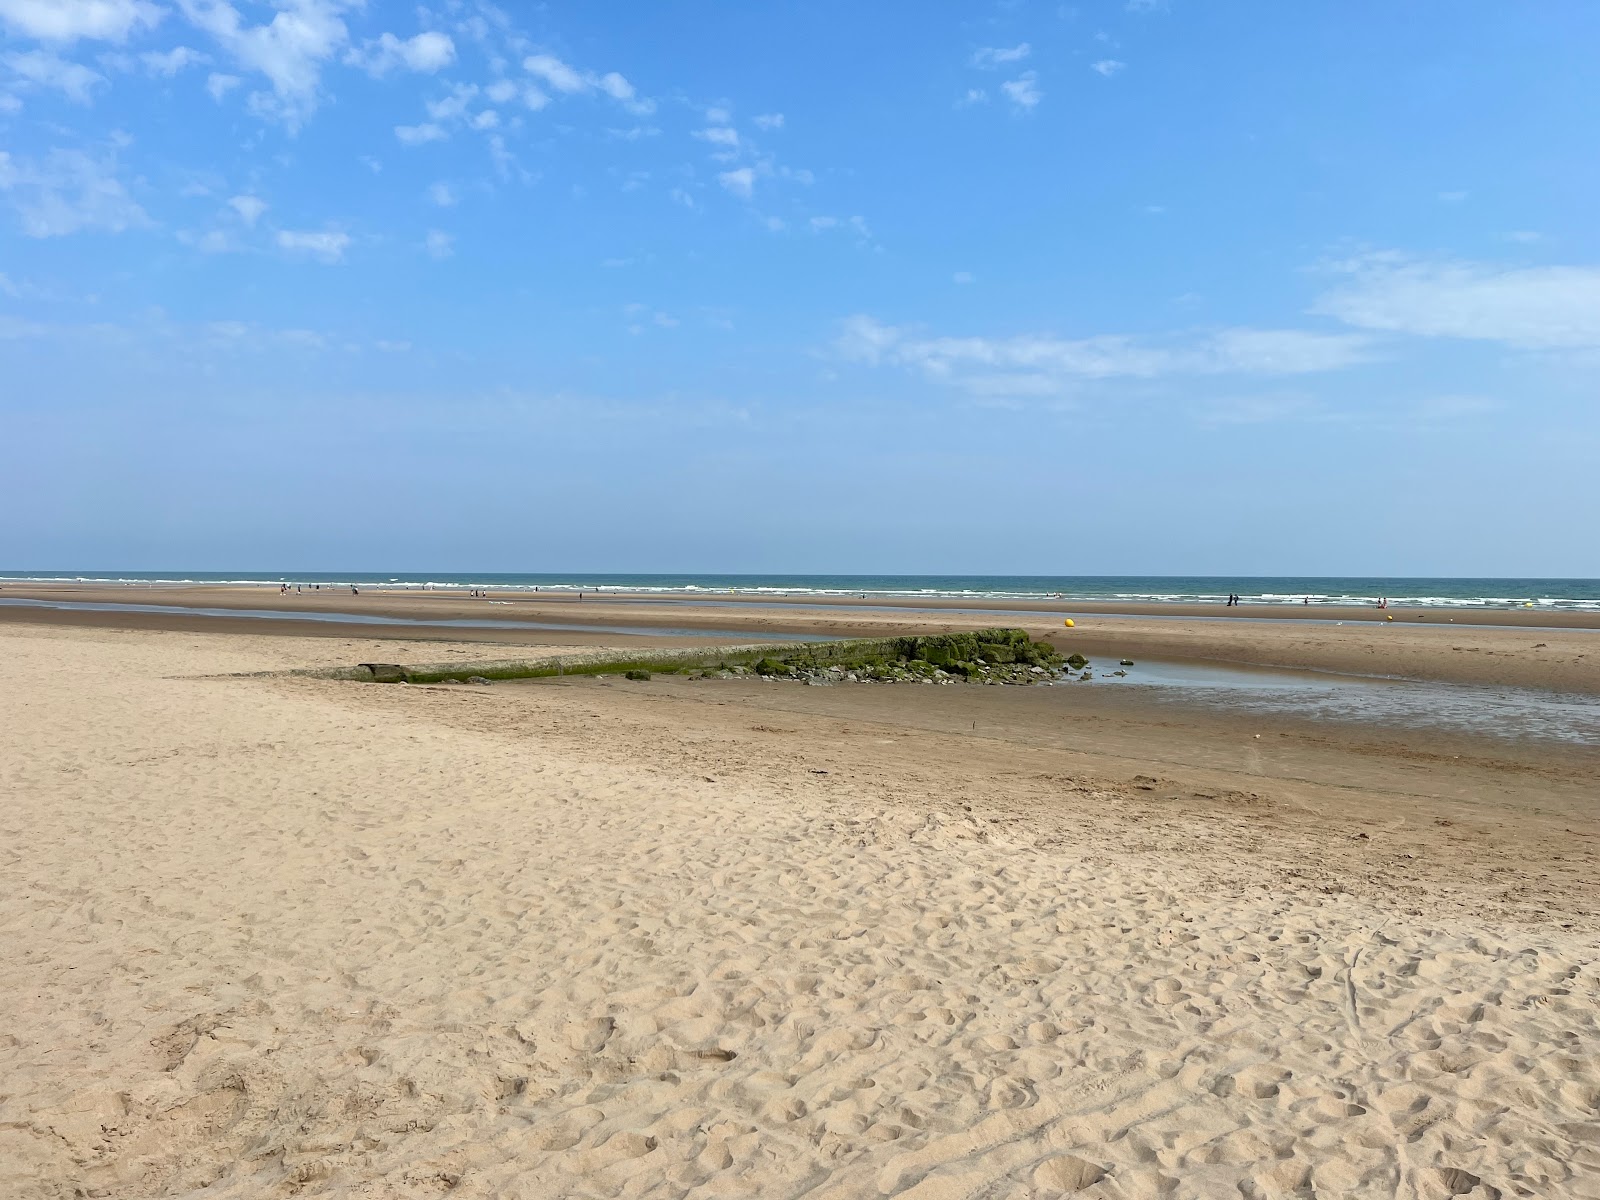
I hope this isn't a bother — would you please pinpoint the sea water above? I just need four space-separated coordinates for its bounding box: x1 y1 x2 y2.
2 572 1596 612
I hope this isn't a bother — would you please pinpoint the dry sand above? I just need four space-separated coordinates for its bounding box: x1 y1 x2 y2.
2 622 1598 1199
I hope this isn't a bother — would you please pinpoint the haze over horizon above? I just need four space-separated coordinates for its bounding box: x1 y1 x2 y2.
2 1 1597 576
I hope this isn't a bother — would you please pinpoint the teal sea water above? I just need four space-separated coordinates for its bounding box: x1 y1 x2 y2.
3 572 1597 612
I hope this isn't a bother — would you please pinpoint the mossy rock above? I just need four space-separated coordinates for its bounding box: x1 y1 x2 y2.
1066 653 1089 670
624 669 652 681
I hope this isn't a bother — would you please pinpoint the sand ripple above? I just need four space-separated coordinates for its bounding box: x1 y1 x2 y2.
2 628 1597 1198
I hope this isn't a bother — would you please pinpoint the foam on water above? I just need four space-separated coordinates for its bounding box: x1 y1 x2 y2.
3 571 1597 611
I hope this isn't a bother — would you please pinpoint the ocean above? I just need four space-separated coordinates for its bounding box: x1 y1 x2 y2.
3 572 1597 612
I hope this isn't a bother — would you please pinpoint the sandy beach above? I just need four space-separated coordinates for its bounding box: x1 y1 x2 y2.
2 601 1598 1198
4 582 1599 693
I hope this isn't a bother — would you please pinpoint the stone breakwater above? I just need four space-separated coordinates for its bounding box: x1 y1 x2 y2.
740 628 1069 685
301 629 1077 687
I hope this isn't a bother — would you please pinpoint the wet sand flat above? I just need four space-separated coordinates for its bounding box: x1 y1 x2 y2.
3 582 1599 693
3 623 1598 1198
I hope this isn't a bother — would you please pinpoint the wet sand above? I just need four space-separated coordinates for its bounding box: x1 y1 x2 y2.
3 582 1598 693
2 622 1598 1197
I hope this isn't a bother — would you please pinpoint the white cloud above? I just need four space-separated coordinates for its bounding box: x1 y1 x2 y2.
484 77 517 103
1505 231 1542 244
178 226 236 253
0 0 162 42
623 302 677 333
523 52 584 93
597 71 632 100
142 46 205 75
695 125 739 153
717 166 755 199
959 87 987 106
424 228 452 259
177 0 352 126
953 271 975 284
521 52 646 110
1091 59 1125 76
753 112 783 130
972 43 1030 68
469 108 497 129
0 146 149 237
427 181 454 207
227 193 266 224
838 315 1372 397
810 214 872 242
1001 72 1041 110
4 49 105 103
0 92 20 112
205 70 238 99
1313 253 1600 349
276 228 349 261
395 121 445 145
348 29 455 75
424 81 475 121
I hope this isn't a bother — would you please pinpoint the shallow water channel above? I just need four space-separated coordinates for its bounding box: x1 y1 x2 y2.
0 597 838 642
1076 658 1600 747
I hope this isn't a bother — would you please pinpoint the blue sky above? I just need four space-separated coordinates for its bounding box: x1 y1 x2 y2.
2 0 1597 574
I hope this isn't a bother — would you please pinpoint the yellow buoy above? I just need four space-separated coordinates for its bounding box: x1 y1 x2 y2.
1524 602 1534 608
1386 614 1394 621
1063 618 1075 628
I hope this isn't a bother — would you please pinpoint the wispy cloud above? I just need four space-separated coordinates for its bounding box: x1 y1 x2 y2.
0 0 163 43
753 112 783 130
227 193 266 224
522 51 650 113
347 30 455 76
1001 72 1042 111
1090 59 1125 77
395 122 446 145
276 228 350 262
694 125 740 157
141 45 206 75
176 0 353 126
838 315 1373 397
204 70 238 100
0 146 149 237
1314 252 1600 349
972 43 1031 69
718 166 755 199
424 229 452 259
4 49 105 103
